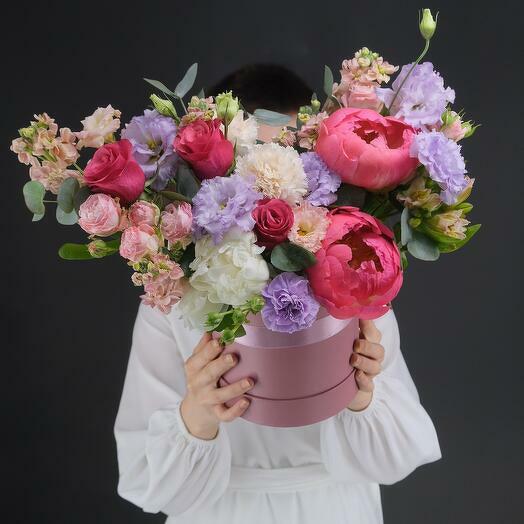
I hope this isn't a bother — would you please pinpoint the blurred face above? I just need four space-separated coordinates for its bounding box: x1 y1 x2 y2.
257 113 297 143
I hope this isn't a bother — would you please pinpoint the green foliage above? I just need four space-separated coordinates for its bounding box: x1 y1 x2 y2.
23 180 45 215
323 65 334 97
271 242 317 272
174 63 198 98
57 177 80 213
253 109 291 127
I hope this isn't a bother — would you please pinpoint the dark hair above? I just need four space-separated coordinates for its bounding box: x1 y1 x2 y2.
209 64 312 114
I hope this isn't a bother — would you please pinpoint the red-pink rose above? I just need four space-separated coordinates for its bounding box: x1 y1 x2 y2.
174 119 234 180
315 108 418 190
252 198 294 248
84 139 145 203
306 206 403 319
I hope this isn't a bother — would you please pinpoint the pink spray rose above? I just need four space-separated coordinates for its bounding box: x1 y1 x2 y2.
128 201 160 227
84 139 145 203
119 224 160 262
78 194 125 237
306 206 403 319
160 202 193 245
315 108 418 190
174 119 234 180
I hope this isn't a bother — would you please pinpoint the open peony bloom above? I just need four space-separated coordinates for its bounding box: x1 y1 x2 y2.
315 108 418 190
307 206 403 319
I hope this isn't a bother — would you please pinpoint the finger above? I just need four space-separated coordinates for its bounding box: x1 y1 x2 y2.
206 378 254 405
354 339 384 362
195 352 238 388
214 397 250 422
193 332 213 354
355 369 374 393
351 353 381 376
359 319 382 343
185 339 223 375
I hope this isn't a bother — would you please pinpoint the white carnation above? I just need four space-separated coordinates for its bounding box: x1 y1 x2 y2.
227 110 258 156
235 143 308 204
177 288 223 331
189 229 269 306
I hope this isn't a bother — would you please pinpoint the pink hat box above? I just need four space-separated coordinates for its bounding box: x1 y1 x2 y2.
219 308 359 427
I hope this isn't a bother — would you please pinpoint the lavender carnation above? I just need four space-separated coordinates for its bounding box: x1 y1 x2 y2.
261 272 320 333
410 131 468 204
377 62 455 128
301 152 341 206
121 109 178 190
192 173 261 243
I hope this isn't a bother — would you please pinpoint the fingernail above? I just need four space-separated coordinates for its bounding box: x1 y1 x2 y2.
240 398 249 408
352 355 360 366
243 379 253 388
226 354 236 364
354 341 362 353
212 340 220 349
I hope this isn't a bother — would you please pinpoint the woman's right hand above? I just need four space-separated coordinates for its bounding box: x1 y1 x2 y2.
180 332 254 440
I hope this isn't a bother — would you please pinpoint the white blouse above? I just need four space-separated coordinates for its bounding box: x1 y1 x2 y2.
114 303 441 524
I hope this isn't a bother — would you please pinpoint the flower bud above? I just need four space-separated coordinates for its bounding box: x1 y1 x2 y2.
231 308 247 324
220 328 236 345
311 97 321 113
215 91 240 125
247 295 265 313
419 9 437 41
205 312 223 331
462 121 479 139
18 126 35 140
150 94 178 120
87 239 118 258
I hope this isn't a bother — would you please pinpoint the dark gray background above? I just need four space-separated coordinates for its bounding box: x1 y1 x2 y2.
2 1 522 522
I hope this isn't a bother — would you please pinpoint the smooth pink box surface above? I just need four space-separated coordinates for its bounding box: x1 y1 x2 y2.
220 310 359 427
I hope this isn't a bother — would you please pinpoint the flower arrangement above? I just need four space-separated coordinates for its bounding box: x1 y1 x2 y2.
11 10 479 344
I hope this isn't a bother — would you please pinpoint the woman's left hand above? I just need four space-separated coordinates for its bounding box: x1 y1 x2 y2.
347 319 385 412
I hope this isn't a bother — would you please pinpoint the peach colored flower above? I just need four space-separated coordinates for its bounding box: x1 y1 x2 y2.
10 137 34 165
339 83 383 112
29 160 80 194
297 112 329 150
76 105 121 149
288 201 330 253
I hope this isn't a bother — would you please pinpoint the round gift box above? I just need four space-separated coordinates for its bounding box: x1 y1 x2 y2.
219 309 359 427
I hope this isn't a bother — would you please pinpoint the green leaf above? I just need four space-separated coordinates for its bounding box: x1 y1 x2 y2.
160 190 192 204
334 184 367 207
400 207 413 246
323 65 334 97
74 186 91 213
196 88 205 99
253 109 291 127
58 243 95 260
407 231 440 261
174 63 198 98
56 207 78 225
176 163 200 199
179 243 196 277
143 78 177 98
23 180 45 215
57 177 80 213
32 212 45 222
438 224 481 253
235 325 246 338
270 242 317 272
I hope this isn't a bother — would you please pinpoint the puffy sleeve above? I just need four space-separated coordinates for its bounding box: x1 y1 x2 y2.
320 310 441 485
114 303 232 516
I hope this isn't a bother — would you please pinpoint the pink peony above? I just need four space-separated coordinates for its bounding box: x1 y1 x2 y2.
78 193 125 236
306 206 403 319
128 200 160 227
119 224 160 262
160 202 193 245
315 108 419 190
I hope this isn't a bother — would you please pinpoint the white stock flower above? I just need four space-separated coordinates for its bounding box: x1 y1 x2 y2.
189 229 269 306
226 110 258 156
235 143 308 204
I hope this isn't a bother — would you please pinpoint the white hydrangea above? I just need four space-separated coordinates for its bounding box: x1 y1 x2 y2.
235 143 308 204
176 288 224 331
188 229 269 307
226 110 258 156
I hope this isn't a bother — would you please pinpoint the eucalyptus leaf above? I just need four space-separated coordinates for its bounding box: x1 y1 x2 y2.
271 242 317 272
57 177 80 213
32 212 45 222
196 88 205 98
174 63 198 98
74 185 91 213
323 65 334 97
253 109 291 127
176 163 200 199
58 243 95 260
23 180 45 215
400 207 413 246
407 231 440 261
143 78 177 98
56 207 78 225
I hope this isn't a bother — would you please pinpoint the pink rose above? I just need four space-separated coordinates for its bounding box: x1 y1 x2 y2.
174 119 234 180
315 108 418 190
306 206 403 319
78 194 124 237
128 201 160 227
340 84 383 112
160 202 193 244
84 139 145 203
119 224 160 262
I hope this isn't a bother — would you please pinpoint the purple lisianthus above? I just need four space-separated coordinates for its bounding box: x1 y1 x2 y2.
261 272 320 333
301 152 341 206
192 173 261 243
410 131 468 204
376 62 455 128
121 109 178 190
